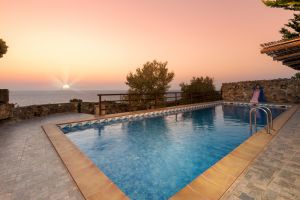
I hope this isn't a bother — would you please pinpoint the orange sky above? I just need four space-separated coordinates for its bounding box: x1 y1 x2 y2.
0 0 297 90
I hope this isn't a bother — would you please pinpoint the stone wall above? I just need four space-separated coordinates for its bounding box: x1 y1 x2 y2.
13 103 78 120
0 89 9 103
0 90 101 120
80 102 98 114
221 79 300 103
10 101 103 120
0 89 12 120
0 104 14 120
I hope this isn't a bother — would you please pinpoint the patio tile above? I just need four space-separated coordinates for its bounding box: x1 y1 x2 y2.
221 107 300 200
0 113 90 200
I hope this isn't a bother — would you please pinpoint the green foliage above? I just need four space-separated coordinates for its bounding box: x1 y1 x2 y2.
0 38 8 58
180 76 216 94
280 14 300 39
262 0 300 10
262 1 300 39
125 60 175 96
291 72 300 80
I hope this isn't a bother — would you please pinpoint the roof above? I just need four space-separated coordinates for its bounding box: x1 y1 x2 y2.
261 36 300 70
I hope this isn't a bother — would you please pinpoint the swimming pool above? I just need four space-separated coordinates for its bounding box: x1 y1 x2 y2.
61 103 285 200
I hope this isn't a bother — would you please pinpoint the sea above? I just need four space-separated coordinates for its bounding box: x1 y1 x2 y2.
9 90 127 107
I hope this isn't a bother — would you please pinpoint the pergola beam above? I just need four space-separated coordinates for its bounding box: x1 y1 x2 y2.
283 59 300 66
261 36 300 70
274 51 300 61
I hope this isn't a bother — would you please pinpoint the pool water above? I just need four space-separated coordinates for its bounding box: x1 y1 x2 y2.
64 105 284 200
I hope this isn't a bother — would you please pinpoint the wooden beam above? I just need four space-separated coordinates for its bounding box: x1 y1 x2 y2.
266 47 300 58
274 51 300 61
261 37 300 50
289 64 300 70
261 40 300 54
283 59 300 66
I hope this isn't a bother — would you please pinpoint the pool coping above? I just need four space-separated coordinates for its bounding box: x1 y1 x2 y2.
42 101 298 200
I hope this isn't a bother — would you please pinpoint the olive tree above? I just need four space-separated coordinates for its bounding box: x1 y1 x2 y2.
125 60 174 105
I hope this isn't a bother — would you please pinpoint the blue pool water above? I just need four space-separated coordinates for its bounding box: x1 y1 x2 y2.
63 104 285 200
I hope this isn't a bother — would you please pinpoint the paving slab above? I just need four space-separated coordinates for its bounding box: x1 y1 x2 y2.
0 113 92 200
221 107 300 200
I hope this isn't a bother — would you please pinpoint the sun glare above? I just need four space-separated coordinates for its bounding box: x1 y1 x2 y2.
62 84 70 90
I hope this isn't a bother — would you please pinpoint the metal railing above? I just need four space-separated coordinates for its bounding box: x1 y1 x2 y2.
97 91 221 115
249 106 273 134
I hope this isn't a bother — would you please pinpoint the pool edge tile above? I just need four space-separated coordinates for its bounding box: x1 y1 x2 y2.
42 124 129 200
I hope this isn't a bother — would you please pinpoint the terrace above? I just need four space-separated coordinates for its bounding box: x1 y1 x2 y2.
0 97 299 199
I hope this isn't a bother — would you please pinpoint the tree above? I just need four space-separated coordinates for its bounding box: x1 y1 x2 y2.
262 0 300 10
125 60 174 99
262 1 300 39
0 38 8 58
280 14 300 39
180 76 216 94
291 72 300 80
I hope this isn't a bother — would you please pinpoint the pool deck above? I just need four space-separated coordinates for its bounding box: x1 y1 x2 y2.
0 103 299 200
0 113 93 200
171 104 299 200
220 106 300 200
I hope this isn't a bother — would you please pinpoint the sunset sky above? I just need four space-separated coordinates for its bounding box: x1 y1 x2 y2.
0 0 297 90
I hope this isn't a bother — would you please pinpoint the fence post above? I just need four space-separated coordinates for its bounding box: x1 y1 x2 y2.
175 92 178 105
128 94 131 111
155 94 158 108
99 95 102 116
190 93 193 104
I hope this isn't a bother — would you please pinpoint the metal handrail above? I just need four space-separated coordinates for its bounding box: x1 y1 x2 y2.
257 105 273 129
249 107 271 134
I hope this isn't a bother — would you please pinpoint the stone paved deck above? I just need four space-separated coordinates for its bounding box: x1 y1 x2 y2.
0 113 94 200
1 107 300 200
221 107 300 200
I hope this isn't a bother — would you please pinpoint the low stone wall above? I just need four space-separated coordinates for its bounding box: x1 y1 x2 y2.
13 103 78 120
80 102 98 114
103 102 131 114
221 79 300 103
0 98 99 120
0 89 12 120
10 102 103 120
0 89 9 103
0 104 14 120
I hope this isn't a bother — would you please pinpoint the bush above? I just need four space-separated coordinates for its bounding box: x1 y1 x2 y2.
291 72 300 80
180 76 216 94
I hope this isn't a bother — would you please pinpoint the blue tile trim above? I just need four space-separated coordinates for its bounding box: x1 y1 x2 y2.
59 102 289 133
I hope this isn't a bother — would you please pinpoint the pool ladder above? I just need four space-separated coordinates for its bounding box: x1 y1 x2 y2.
249 106 273 134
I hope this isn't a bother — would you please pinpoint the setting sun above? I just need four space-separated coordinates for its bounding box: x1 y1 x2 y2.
62 84 70 90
